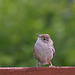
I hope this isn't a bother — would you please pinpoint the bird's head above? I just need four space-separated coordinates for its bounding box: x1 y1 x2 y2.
36 34 52 44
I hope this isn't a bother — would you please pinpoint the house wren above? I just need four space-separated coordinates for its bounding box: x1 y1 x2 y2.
33 34 55 68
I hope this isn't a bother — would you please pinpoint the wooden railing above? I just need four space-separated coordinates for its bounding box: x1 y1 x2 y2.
0 67 75 75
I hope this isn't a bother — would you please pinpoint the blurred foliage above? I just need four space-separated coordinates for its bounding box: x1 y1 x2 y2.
0 0 75 67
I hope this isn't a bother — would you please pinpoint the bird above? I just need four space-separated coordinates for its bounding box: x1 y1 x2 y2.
33 34 55 68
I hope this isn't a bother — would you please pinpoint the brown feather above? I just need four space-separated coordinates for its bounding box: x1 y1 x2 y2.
52 45 55 57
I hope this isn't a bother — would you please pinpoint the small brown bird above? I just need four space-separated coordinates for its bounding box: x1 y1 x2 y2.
33 34 55 68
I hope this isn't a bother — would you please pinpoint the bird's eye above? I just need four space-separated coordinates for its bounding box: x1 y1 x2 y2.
43 38 46 40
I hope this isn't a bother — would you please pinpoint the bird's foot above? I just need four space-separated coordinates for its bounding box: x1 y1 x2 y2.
49 61 55 67
35 65 39 68
49 65 55 67
34 63 40 69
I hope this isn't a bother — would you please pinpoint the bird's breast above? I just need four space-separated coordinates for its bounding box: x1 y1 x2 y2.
34 41 53 64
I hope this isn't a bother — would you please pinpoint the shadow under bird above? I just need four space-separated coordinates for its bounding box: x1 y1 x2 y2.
33 34 55 68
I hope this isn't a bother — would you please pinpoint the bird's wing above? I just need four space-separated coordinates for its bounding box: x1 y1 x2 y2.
33 46 40 61
52 45 55 57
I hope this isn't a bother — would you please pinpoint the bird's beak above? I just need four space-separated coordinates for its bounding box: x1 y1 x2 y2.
36 33 40 37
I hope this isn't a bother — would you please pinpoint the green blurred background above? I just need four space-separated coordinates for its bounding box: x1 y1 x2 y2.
0 0 75 67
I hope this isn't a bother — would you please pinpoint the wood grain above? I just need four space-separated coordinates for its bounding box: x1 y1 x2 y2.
0 67 75 75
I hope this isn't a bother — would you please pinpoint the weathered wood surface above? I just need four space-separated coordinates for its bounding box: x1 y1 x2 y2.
0 67 75 75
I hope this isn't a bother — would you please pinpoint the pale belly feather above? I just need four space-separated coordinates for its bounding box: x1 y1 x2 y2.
34 41 53 65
